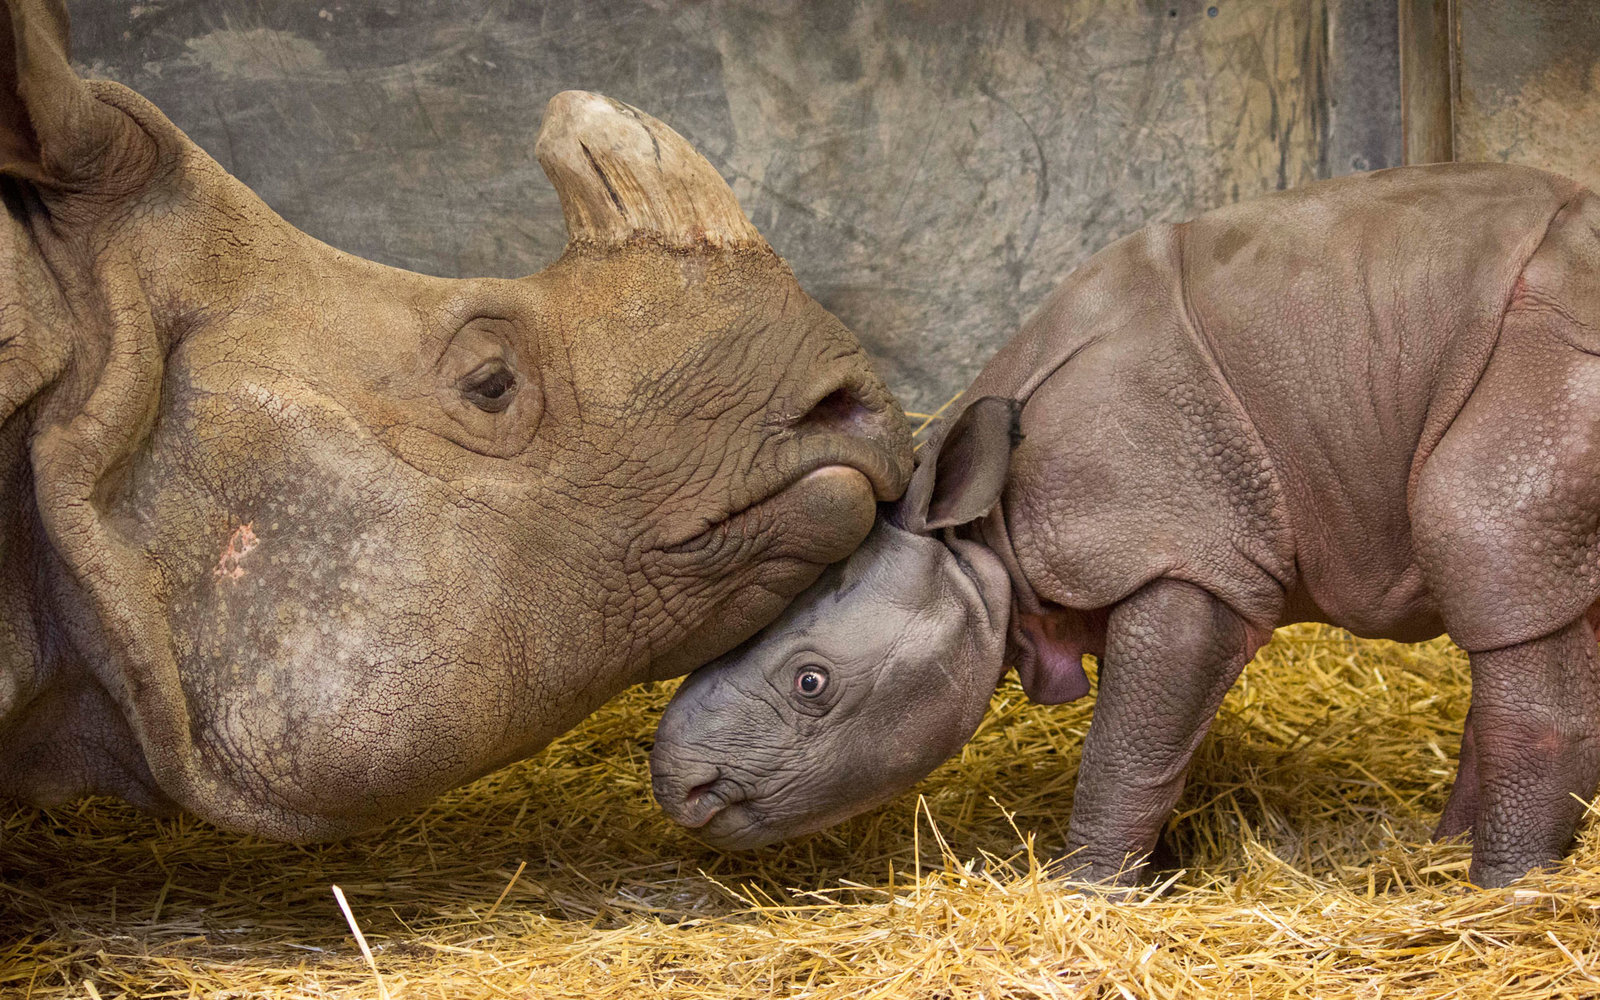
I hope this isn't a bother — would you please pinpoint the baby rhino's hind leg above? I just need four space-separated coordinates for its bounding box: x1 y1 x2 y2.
1415 292 1600 885
1460 622 1600 887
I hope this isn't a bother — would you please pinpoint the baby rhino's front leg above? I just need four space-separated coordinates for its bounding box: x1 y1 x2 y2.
1064 578 1263 884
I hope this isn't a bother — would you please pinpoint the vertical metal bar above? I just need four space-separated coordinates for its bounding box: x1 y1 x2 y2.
1326 0 1403 174
1399 0 1456 164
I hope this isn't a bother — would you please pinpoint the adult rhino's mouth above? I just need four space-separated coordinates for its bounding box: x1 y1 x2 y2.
642 402 909 678
640 460 889 678
662 463 876 560
642 461 886 680
660 426 908 555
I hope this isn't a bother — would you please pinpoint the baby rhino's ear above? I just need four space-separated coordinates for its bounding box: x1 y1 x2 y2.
897 396 1020 533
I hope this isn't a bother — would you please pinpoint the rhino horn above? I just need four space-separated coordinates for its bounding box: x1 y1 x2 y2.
536 90 767 251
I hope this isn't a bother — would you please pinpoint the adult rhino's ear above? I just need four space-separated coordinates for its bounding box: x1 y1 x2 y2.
0 0 144 187
896 396 1021 533
535 90 769 252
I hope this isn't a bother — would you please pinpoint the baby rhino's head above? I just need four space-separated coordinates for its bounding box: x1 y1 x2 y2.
651 397 1024 848
649 519 1011 847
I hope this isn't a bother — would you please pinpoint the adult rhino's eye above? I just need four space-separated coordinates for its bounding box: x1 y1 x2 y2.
460 361 517 413
795 666 829 698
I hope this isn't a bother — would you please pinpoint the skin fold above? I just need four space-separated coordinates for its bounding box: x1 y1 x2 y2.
653 162 1600 889
0 0 911 841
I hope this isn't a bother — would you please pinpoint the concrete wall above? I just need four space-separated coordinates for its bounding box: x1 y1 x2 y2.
72 0 1399 414
1453 0 1600 193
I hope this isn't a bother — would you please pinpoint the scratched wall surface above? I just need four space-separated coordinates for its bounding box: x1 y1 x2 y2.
71 0 1394 414
1454 0 1600 195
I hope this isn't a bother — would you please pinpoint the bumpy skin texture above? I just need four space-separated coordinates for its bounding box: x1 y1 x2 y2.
0 1 910 841
656 161 1600 889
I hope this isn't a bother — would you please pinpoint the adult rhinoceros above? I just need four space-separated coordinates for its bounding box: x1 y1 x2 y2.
0 0 910 841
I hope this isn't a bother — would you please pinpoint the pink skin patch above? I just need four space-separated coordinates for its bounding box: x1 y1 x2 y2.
215 523 260 581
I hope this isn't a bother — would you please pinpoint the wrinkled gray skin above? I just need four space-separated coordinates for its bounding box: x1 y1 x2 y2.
652 518 1010 841
655 163 1600 888
0 1 910 842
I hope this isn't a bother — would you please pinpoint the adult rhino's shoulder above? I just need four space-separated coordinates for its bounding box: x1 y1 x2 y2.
0 211 76 430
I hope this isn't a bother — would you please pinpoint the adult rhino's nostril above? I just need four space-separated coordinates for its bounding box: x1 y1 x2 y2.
794 383 882 437
785 373 912 501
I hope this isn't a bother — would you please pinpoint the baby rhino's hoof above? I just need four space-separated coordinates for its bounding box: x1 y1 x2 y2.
1055 835 1181 897
1470 856 1564 890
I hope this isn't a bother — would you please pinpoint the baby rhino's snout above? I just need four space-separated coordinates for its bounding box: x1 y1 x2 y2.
650 764 728 829
651 667 751 832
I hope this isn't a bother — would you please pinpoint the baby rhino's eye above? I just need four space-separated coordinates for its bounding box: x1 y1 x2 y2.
795 666 829 698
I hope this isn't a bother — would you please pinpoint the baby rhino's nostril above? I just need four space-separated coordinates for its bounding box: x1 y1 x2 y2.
685 776 721 803
653 766 733 829
651 760 721 807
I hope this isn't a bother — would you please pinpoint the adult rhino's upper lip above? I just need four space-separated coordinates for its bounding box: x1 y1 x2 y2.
824 431 910 502
659 431 909 556
656 464 870 566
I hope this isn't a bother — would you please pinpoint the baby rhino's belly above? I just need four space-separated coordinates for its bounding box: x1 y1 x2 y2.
1274 469 1449 642
1012 509 1447 643
1005 439 1447 643
1277 560 1446 644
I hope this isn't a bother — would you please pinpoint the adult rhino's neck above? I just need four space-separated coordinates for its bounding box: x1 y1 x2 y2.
0 406 43 726
0 133 194 811
0 182 76 722
0 276 171 814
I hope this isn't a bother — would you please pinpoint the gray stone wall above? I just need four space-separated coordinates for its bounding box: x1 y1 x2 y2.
1454 0 1600 194
72 0 1399 415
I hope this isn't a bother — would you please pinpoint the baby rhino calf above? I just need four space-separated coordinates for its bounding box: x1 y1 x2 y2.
652 163 1600 888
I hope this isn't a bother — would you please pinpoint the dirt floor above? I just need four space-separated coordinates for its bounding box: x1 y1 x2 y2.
4 624 1599 998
